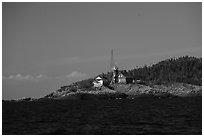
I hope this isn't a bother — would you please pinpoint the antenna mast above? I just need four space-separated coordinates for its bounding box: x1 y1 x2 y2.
110 49 114 71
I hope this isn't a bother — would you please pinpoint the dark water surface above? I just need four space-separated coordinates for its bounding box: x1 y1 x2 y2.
3 96 202 135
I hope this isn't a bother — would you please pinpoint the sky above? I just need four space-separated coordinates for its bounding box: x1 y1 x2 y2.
2 2 202 99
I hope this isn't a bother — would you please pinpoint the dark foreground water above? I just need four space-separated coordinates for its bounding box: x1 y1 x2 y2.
3 96 202 135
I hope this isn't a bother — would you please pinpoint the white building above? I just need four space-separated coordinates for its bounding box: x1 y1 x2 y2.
118 72 126 83
93 76 103 88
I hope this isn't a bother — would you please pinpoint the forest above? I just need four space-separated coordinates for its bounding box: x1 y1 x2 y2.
121 56 202 85
75 56 202 90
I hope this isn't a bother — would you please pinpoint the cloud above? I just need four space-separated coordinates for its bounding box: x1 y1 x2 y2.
3 74 47 81
66 71 88 78
6 74 34 80
36 74 46 79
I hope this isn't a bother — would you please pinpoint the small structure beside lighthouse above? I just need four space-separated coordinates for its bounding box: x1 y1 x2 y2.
93 76 103 88
118 72 126 83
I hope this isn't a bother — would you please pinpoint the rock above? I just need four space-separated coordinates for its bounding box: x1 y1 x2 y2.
44 82 201 100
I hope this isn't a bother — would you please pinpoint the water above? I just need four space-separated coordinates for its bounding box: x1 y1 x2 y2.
2 96 202 135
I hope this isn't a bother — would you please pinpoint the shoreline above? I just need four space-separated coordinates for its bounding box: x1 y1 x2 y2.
3 82 201 102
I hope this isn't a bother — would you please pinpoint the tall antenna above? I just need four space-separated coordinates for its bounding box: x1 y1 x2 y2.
110 49 114 71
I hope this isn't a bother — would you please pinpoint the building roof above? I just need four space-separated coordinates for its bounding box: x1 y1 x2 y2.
95 76 102 80
118 72 125 78
119 71 134 79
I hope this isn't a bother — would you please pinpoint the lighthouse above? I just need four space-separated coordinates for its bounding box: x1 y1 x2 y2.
110 49 119 84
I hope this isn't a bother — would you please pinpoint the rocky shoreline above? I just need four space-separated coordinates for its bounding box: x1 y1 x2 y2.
43 83 201 100
3 83 201 102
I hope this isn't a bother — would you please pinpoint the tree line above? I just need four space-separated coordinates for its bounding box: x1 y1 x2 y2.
75 56 202 89
121 56 202 85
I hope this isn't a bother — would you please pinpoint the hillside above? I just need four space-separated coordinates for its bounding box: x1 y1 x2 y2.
42 56 202 100
98 56 202 85
124 56 202 85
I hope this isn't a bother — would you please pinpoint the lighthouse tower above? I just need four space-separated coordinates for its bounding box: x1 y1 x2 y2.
110 49 119 84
